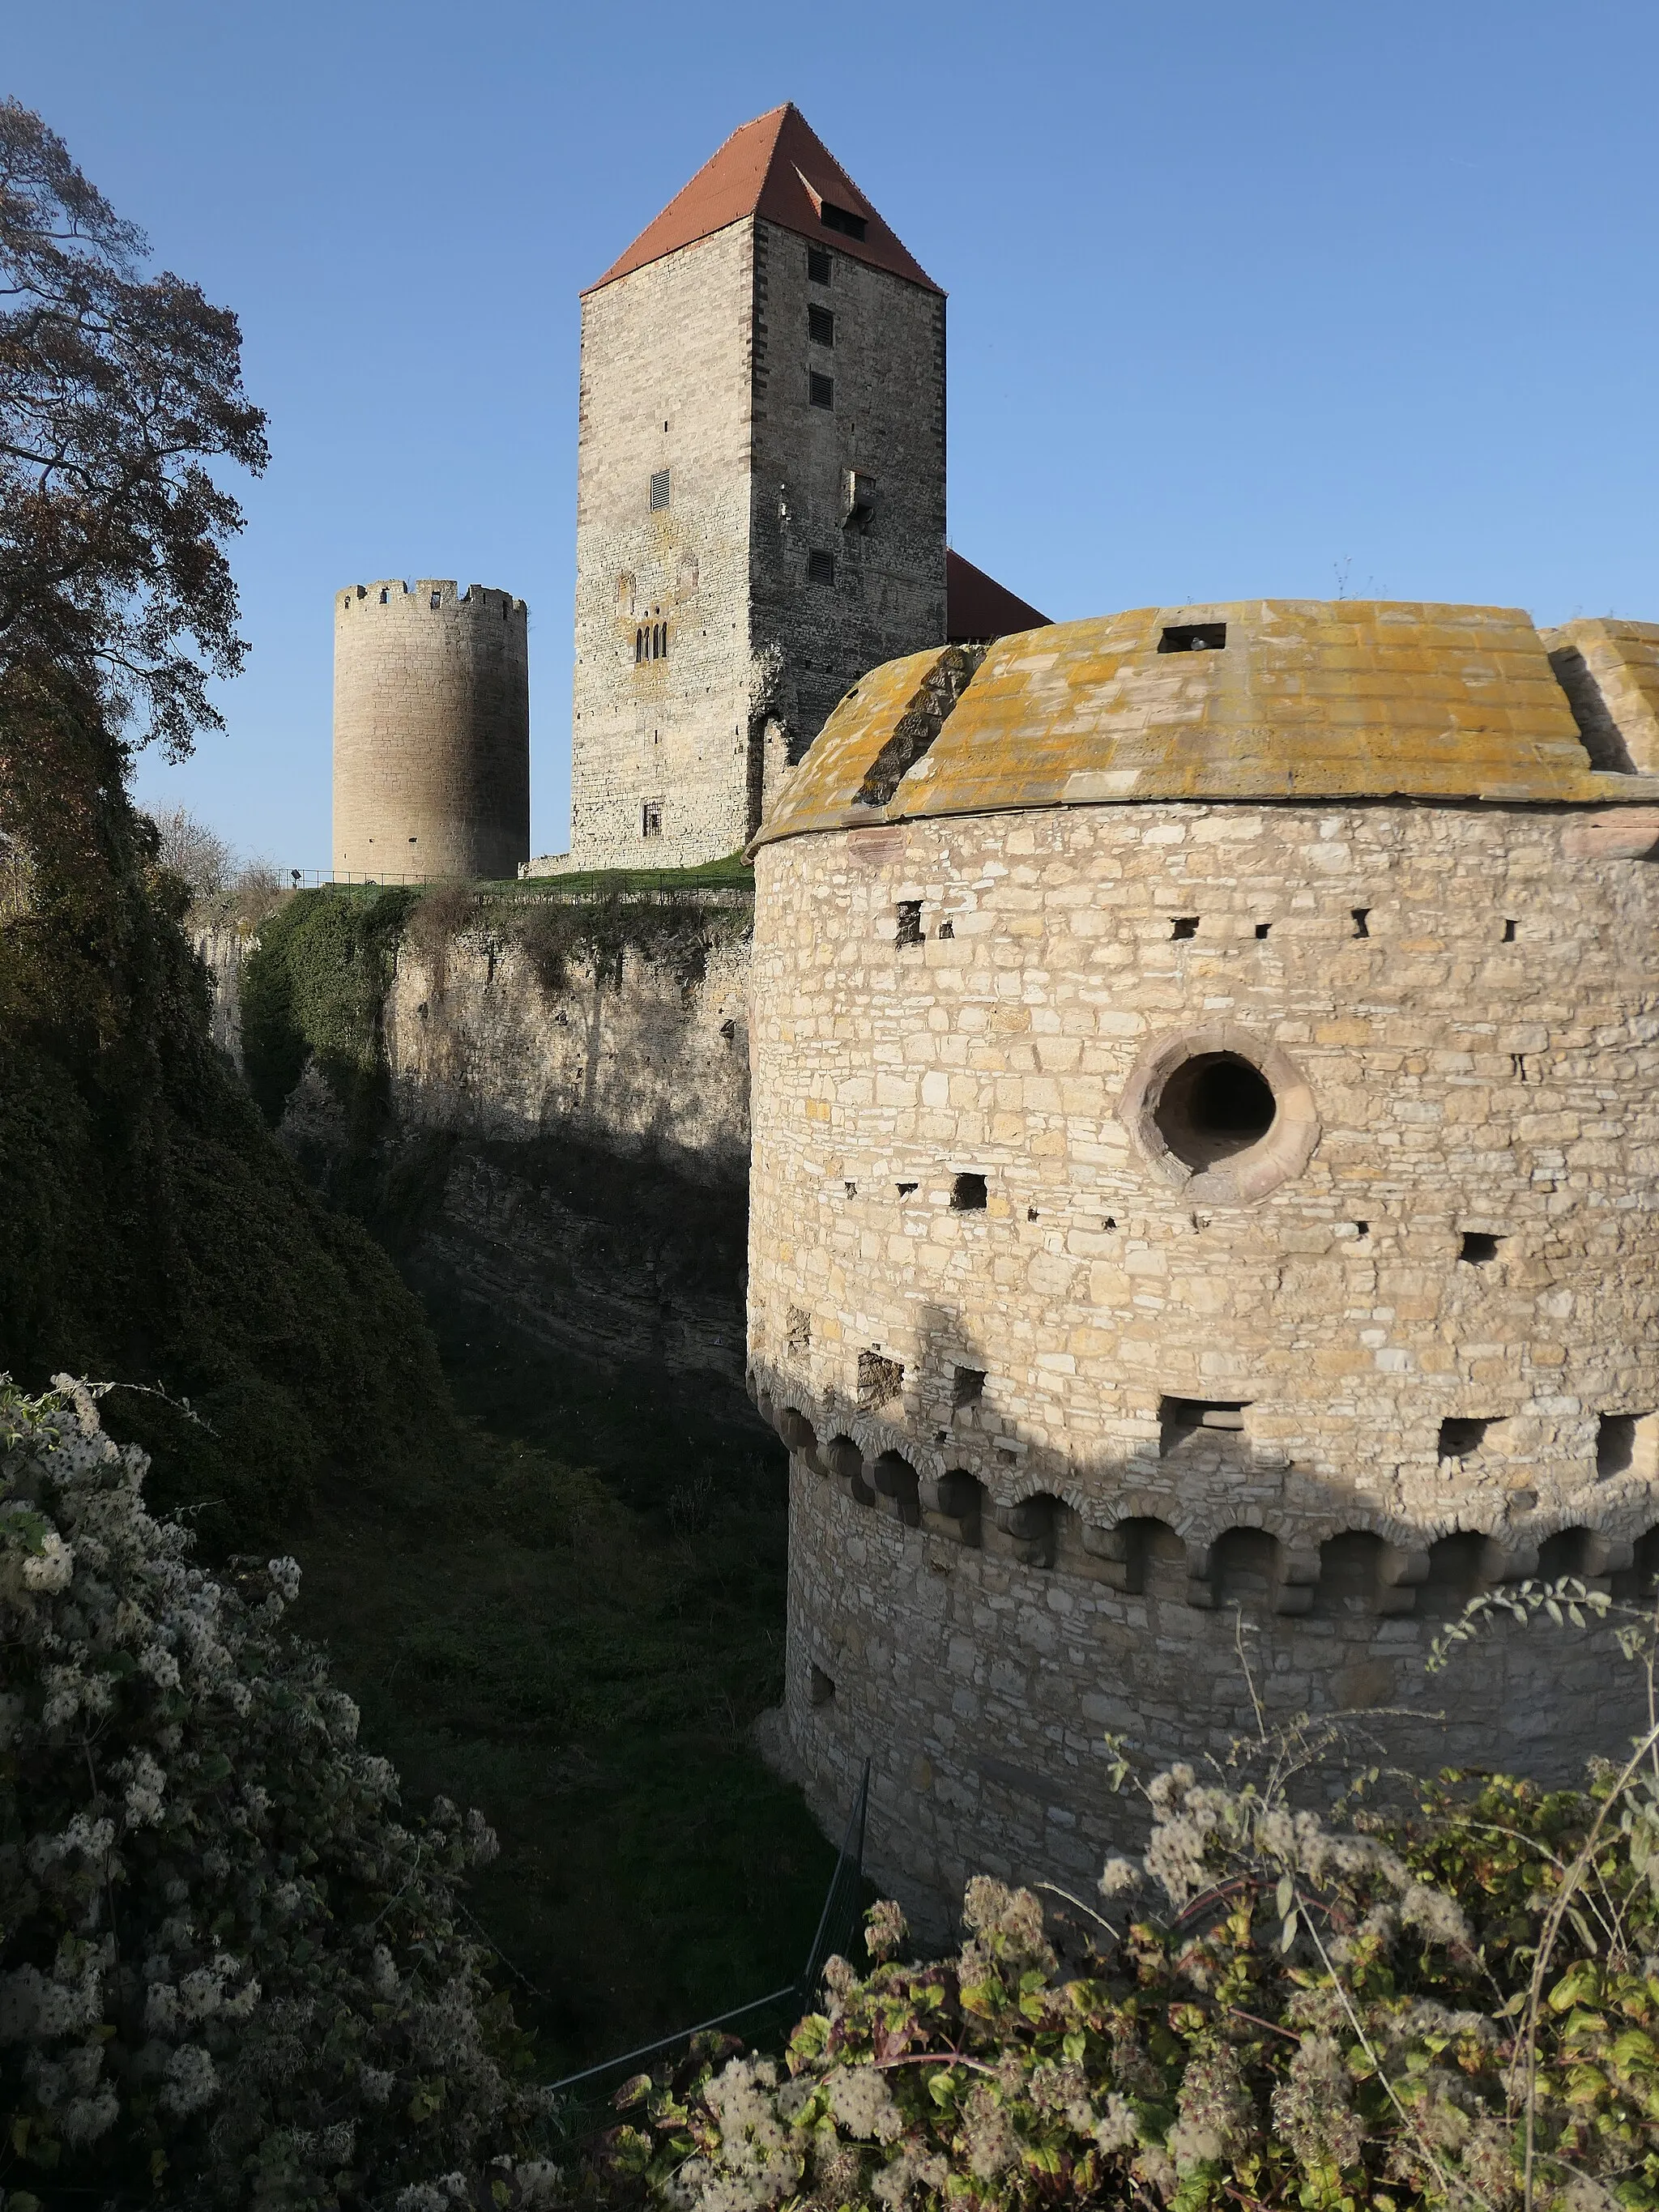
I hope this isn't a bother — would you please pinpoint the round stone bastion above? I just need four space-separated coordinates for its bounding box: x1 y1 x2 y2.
744 599 1659 1922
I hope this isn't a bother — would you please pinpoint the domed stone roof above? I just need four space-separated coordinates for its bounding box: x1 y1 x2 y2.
750 600 1659 850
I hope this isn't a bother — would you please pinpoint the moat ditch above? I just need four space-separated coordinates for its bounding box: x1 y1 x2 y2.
285 1151 836 2078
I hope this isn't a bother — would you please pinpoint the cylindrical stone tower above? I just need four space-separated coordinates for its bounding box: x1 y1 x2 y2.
333 579 530 880
744 599 1659 1922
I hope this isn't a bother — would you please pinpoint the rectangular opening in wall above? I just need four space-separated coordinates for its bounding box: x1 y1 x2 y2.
1438 1416 1491 1464
808 548 836 587
950 1171 988 1212
641 800 663 839
953 1366 986 1412
808 304 835 346
819 202 866 239
649 468 671 511
1351 908 1371 938
1159 1397 1249 1451
1158 621 1226 654
807 244 831 283
809 371 835 410
1598 1410 1659 1479
1255 922 1272 940
808 1663 835 1707
895 898 923 946
857 1349 903 1408
1171 915 1199 940
1459 1232 1503 1265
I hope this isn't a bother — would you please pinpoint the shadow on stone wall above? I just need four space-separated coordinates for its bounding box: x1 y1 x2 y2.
384 1127 748 1380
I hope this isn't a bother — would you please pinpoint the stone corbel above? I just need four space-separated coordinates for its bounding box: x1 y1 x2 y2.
1273 1548 1320 1616
1376 1544 1431 1617
1478 1537 1540 1585
1183 1541 1215 1609
825 1438 874 1507
996 1498 1056 1570
1077 1522 1134 1591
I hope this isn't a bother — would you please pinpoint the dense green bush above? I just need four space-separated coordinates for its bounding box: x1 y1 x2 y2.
0 1379 560 2210
0 676 455 1547
241 888 416 1141
592 1609 1659 2212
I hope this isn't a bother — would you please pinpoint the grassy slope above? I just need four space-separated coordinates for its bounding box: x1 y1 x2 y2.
289 1284 837 2077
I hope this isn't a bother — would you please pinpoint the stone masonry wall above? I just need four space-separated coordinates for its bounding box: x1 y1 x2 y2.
745 799 1659 1912
560 216 947 874
334 581 529 881
748 218 947 766
385 906 751 1177
568 227 758 872
378 897 753 1375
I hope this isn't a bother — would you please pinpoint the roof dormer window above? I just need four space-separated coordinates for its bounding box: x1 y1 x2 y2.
819 201 866 240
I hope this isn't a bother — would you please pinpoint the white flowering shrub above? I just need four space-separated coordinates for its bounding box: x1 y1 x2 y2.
0 1379 556 2209
594 1628 1659 2212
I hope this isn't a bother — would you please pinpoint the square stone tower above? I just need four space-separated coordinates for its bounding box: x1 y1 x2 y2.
567 105 946 871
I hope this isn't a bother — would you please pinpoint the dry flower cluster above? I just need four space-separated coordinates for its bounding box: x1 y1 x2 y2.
590 1622 1659 2212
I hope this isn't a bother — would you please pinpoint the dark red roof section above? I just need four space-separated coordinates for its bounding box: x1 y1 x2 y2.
586 104 940 295
947 550 1050 643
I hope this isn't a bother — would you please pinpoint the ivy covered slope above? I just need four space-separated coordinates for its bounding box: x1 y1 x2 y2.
0 675 456 1546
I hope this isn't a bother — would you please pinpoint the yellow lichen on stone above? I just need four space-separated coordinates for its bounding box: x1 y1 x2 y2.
753 602 1659 852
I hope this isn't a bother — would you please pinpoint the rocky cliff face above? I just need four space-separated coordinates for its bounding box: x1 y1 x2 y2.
215 895 755 1380
379 916 752 1375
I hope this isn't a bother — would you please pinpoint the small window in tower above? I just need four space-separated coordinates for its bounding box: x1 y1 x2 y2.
1158 621 1226 653
819 201 867 240
951 1172 988 1212
634 627 643 663
650 468 671 511
808 549 836 587
642 800 663 839
379 587 389 603
807 244 831 283
895 899 923 946
808 304 835 347
430 590 441 609
809 371 834 410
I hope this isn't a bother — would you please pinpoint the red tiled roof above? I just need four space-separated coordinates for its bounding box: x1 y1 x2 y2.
947 549 1050 643
586 104 940 295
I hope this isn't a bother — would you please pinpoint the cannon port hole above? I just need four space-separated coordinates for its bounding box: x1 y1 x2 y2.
1154 1052 1277 1170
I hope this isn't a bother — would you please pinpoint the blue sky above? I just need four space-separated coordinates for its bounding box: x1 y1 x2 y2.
10 0 1658 868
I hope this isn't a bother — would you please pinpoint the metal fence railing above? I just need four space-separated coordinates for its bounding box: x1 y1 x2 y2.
544 1758 871 2132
